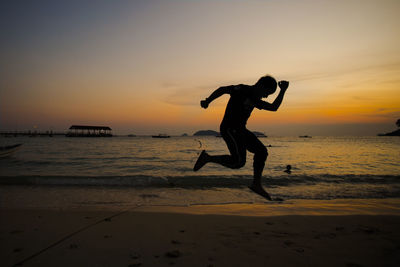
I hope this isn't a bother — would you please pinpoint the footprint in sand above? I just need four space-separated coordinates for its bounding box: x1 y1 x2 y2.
69 244 78 249
165 250 181 258
284 240 294 246
314 233 336 239
357 226 379 234
130 252 141 259
10 230 23 234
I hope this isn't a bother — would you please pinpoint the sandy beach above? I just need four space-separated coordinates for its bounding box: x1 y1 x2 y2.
2 198 400 267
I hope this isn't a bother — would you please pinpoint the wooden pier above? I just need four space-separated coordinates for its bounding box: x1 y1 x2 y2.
0 131 64 137
66 125 113 137
1 125 113 137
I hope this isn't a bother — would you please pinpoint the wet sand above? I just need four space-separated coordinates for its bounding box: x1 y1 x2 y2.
2 204 400 267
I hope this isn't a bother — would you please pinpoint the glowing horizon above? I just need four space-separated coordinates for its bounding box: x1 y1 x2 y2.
1 0 399 135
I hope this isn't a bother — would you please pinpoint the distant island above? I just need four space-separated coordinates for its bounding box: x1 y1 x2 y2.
193 130 219 136
378 129 400 136
378 119 400 136
193 130 267 137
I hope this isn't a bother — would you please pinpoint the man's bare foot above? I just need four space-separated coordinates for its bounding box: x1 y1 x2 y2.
193 150 209 171
248 184 272 201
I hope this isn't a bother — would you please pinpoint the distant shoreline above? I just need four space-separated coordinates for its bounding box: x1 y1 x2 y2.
378 129 400 136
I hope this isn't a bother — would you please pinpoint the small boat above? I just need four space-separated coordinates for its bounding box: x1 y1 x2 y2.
299 135 312 138
0 144 22 158
152 134 170 138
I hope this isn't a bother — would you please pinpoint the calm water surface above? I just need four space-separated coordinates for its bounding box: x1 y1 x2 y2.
1 136 399 202
1 136 399 176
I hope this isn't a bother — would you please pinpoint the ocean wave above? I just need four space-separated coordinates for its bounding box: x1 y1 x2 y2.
0 174 399 187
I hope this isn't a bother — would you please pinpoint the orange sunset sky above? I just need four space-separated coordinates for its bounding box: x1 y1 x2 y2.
1 0 399 135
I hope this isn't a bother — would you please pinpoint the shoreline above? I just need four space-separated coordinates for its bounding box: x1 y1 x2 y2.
1 183 400 215
131 198 400 216
2 198 400 216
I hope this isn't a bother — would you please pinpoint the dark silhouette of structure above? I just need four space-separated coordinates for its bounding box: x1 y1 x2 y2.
66 125 112 137
193 75 289 201
0 130 59 137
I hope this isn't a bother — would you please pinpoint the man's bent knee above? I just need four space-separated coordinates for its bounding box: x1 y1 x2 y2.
232 159 246 169
259 148 268 160
254 148 268 164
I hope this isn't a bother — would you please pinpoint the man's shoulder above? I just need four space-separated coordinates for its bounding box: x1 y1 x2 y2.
233 84 251 89
231 84 252 93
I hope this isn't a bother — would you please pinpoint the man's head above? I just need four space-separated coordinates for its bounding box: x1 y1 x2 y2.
254 75 277 98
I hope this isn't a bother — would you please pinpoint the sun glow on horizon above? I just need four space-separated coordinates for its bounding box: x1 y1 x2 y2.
1 0 399 135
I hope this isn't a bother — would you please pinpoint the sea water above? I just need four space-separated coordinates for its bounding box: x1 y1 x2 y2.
0 136 399 207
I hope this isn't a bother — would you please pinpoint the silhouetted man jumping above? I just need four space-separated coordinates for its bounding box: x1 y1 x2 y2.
193 75 289 200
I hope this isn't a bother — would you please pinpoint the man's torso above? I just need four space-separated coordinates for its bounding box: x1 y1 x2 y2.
221 84 258 129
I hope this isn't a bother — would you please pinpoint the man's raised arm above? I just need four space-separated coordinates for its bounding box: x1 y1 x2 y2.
256 81 289 111
201 86 233 109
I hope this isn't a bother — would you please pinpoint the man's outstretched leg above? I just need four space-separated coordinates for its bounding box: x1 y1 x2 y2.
193 128 246 172
193 149 245 171
193 150 209 171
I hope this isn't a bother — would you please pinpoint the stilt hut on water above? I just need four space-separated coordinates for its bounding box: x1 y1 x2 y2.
66 125 112 137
